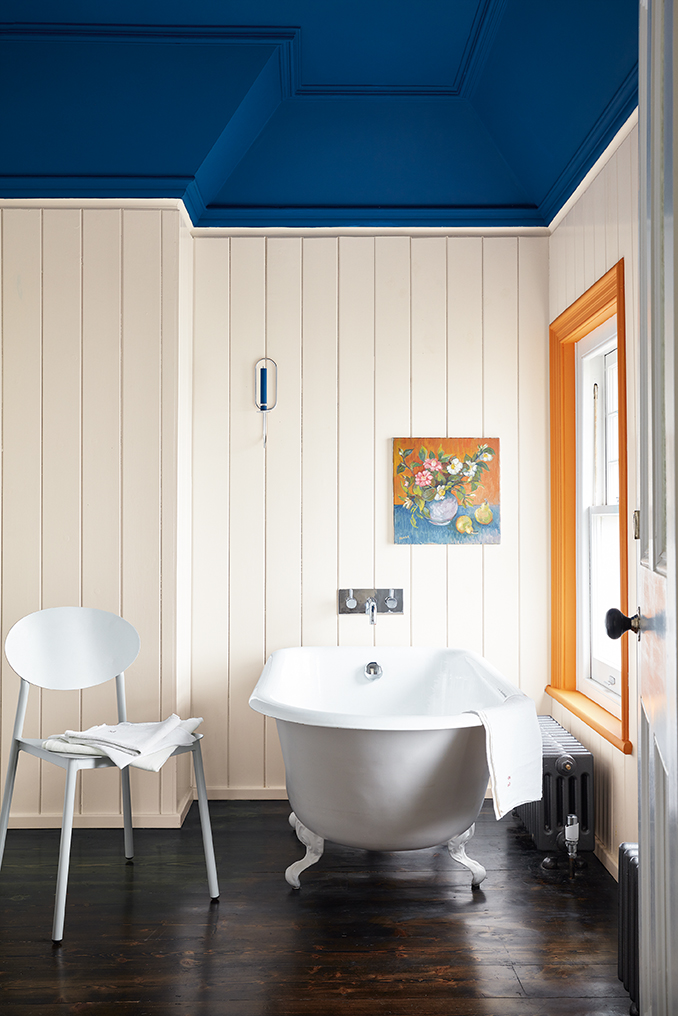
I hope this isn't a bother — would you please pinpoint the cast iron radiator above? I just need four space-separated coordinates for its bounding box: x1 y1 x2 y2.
618 842 639 1012
514 715 595 852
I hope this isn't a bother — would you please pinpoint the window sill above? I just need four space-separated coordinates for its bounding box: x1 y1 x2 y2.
545 685 633 754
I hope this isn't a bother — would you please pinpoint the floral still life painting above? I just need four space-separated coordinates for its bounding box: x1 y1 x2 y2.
393 438 500 545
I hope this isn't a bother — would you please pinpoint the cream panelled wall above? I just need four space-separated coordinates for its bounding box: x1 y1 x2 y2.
191 234 550 799
549 125 640 875
0 205 194 828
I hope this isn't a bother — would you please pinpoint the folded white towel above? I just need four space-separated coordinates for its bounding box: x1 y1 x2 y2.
43 717 203 771
469 695 542 820
64 714 185 756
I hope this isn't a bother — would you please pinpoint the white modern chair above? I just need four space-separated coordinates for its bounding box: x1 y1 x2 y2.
0 606 219 943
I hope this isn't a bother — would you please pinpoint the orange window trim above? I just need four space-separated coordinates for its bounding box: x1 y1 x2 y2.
547 259 632 754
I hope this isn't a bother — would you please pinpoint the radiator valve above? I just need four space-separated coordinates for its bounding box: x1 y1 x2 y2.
565 813 579 878
542 811 587 875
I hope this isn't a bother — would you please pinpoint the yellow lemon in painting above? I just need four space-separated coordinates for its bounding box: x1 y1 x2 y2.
455 515 474 535
475 500 493 525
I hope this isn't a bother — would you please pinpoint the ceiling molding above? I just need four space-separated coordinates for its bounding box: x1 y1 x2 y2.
294 0 508 97
0 175 192 199
455 0 508 98
538 64 638 224
548 108 639 231
186 48 288 221
195 204 546 229
2 15 509 100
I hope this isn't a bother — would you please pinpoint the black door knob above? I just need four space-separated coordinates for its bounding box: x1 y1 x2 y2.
605 607 640 640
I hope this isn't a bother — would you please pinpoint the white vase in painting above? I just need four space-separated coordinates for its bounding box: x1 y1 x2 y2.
427 495 459 526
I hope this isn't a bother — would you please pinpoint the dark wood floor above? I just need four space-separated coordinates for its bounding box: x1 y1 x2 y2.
0 800 631 1016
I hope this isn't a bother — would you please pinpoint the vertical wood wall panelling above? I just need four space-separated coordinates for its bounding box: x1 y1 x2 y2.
160 209 182 816
175 214 196 806
191 238 231 794
517 237 550 704
605 153 620 268
410 238 448 646
40 209 83 815
338 238 376 648
121 210 163 818
1 209 43 821
564 204 576 312
549 216 564 322
580 184 595 293
81 208 123 817
482 238 520 684
573 201 586 308
374 237 412 647
446 238 484 654
548 124 641 871
301 239 339 646
264 238 302 787
591 173 608 283
228 238 266 789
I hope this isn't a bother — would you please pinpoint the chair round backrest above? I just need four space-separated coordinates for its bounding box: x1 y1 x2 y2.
4 607 141 691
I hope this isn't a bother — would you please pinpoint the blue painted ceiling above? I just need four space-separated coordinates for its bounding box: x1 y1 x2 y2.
0 1 639 227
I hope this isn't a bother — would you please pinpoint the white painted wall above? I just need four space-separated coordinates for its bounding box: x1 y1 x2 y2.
0 205 194 827
191 235 551 798
549 124 640 874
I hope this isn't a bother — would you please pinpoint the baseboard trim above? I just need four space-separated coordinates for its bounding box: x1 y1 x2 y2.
8 787 198 830
8 812 186 829
595 838 619 881
6 786 289 827
207 787 288 800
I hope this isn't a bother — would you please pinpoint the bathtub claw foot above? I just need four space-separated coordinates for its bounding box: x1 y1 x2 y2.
447 824 487 888
285 816 324 888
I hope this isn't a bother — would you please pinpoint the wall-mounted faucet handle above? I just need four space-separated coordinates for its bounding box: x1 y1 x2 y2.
338 589 403 615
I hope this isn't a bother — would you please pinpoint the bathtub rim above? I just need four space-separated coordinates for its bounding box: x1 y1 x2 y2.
249 644 521 731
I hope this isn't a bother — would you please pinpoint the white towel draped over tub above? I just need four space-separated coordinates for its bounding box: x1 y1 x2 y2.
42 715 203 772
469 695 542 819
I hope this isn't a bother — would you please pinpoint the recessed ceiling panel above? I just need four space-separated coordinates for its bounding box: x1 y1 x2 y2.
210 98 532 211
0 38 275 176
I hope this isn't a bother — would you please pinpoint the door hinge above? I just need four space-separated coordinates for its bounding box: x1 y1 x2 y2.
633 510 640 540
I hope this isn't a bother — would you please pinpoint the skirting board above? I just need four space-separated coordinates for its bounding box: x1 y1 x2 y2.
595 838 619 881
207 787 491 802
208 787 288 800
7 788 195 830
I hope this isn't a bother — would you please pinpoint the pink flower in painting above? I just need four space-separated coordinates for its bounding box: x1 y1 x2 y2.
415 469 434 488
423 458 441 473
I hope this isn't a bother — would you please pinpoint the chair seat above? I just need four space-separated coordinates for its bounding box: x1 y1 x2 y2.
19 733 204 767
17 737 118 770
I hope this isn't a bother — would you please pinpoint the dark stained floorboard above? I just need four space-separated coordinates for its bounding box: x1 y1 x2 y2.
0 800 632 1015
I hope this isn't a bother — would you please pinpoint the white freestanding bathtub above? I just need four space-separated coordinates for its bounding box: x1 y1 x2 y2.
249 646 529 889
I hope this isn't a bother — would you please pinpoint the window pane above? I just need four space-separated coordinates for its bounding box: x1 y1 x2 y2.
605 350 619 505
590 507 622 685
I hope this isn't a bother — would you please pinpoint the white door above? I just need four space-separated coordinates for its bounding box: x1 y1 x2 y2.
638 2 678 1012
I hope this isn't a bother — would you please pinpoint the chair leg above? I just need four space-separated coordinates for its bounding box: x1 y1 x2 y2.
192 742 219 899
0 740 21 870
121 767 134 859
52 761 79 943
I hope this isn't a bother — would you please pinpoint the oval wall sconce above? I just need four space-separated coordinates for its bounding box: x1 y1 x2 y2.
255 357 277 448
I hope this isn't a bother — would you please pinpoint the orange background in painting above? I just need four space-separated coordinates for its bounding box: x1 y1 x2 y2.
393 438 500 506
